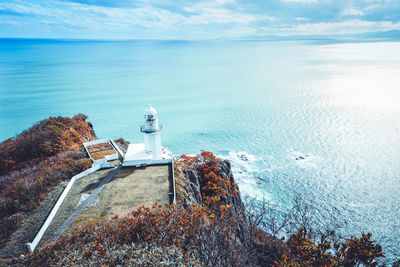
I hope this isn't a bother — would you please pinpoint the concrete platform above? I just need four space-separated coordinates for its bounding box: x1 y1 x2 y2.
65 165 172 234
35 163 174 240
123 143 172 166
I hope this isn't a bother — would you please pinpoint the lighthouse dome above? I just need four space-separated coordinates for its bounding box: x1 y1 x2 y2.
144 105 157 116
144 105 157 121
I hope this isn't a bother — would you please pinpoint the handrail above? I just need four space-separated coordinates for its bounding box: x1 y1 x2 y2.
140 124 162 133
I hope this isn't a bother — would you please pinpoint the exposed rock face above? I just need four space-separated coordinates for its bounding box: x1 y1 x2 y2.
174 154 258 266
175 158 245 216
174 158 203 206
218 159 246 218
174 156 249 242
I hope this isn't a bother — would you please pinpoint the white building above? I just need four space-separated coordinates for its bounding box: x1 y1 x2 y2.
123 105 171 166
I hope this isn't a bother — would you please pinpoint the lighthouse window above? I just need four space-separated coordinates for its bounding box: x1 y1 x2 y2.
148 115 154 120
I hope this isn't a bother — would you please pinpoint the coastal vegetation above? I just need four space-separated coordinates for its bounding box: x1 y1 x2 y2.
0 113 94 175
0 115 95 248
0 116 392 266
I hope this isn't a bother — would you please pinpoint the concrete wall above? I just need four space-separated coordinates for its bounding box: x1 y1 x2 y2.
109 139 125 159
122 158 172 167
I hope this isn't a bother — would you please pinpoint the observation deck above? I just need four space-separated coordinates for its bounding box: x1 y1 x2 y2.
140 124 162 134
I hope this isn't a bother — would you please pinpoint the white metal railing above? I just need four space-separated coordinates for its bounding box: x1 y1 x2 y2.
140 124 162 134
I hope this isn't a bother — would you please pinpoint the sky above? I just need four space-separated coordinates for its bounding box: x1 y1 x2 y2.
0 0 400 39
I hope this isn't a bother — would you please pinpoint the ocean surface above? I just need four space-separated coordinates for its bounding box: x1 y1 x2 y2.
0 39 399 262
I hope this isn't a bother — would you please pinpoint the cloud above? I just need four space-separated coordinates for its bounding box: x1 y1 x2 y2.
0 2 57 17
0 0 268 38
280 19 400 36
342 8 364 16
214 0 235 4
295 17 309 21
1 0 400 39
184 9 257 25
185 0 275 25
281 0 317 3
68 4 183 29
0 19 18 25
223 25 257 37
66 0 262 30
60 0 149 8
182 0 259 25
263 15 274 21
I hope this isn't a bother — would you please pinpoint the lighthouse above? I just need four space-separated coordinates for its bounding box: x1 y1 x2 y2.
141 105 162 160
123 105 171 166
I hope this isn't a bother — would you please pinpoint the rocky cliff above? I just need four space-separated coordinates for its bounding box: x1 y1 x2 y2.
175 156 245 216
0 117 387 266
1 151 261 266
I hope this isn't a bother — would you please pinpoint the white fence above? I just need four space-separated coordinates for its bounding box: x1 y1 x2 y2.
26 138 125 252
26 162 113 252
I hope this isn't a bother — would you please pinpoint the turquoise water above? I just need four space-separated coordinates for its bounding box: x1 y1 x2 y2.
1 39 400 261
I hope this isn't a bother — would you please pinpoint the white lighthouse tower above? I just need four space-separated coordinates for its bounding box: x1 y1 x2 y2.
141 105 162 160
123 105 171 166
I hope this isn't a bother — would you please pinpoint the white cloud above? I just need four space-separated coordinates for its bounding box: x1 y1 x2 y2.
223 25 257 37
264 15 275 21
214 0 235 4
184 0 233 12
2 0 399 39
66 4 182 29
0 0 267 38
296 17 309 21
0 2 61 17
342 8 364 16
278 19 400 36
0 20 18 25
183 1 258 25
281 0 318 3
47 0 261 30
184 9 256 25
365 4 382 11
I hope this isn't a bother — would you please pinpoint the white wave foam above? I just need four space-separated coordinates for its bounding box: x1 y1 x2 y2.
222 151 258 174
162 146 173 156
173 151 273 201
288 149 320 169
219 151 273 201
228 151 257 162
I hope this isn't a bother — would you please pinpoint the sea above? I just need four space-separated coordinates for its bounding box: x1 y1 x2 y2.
0 39 399 262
